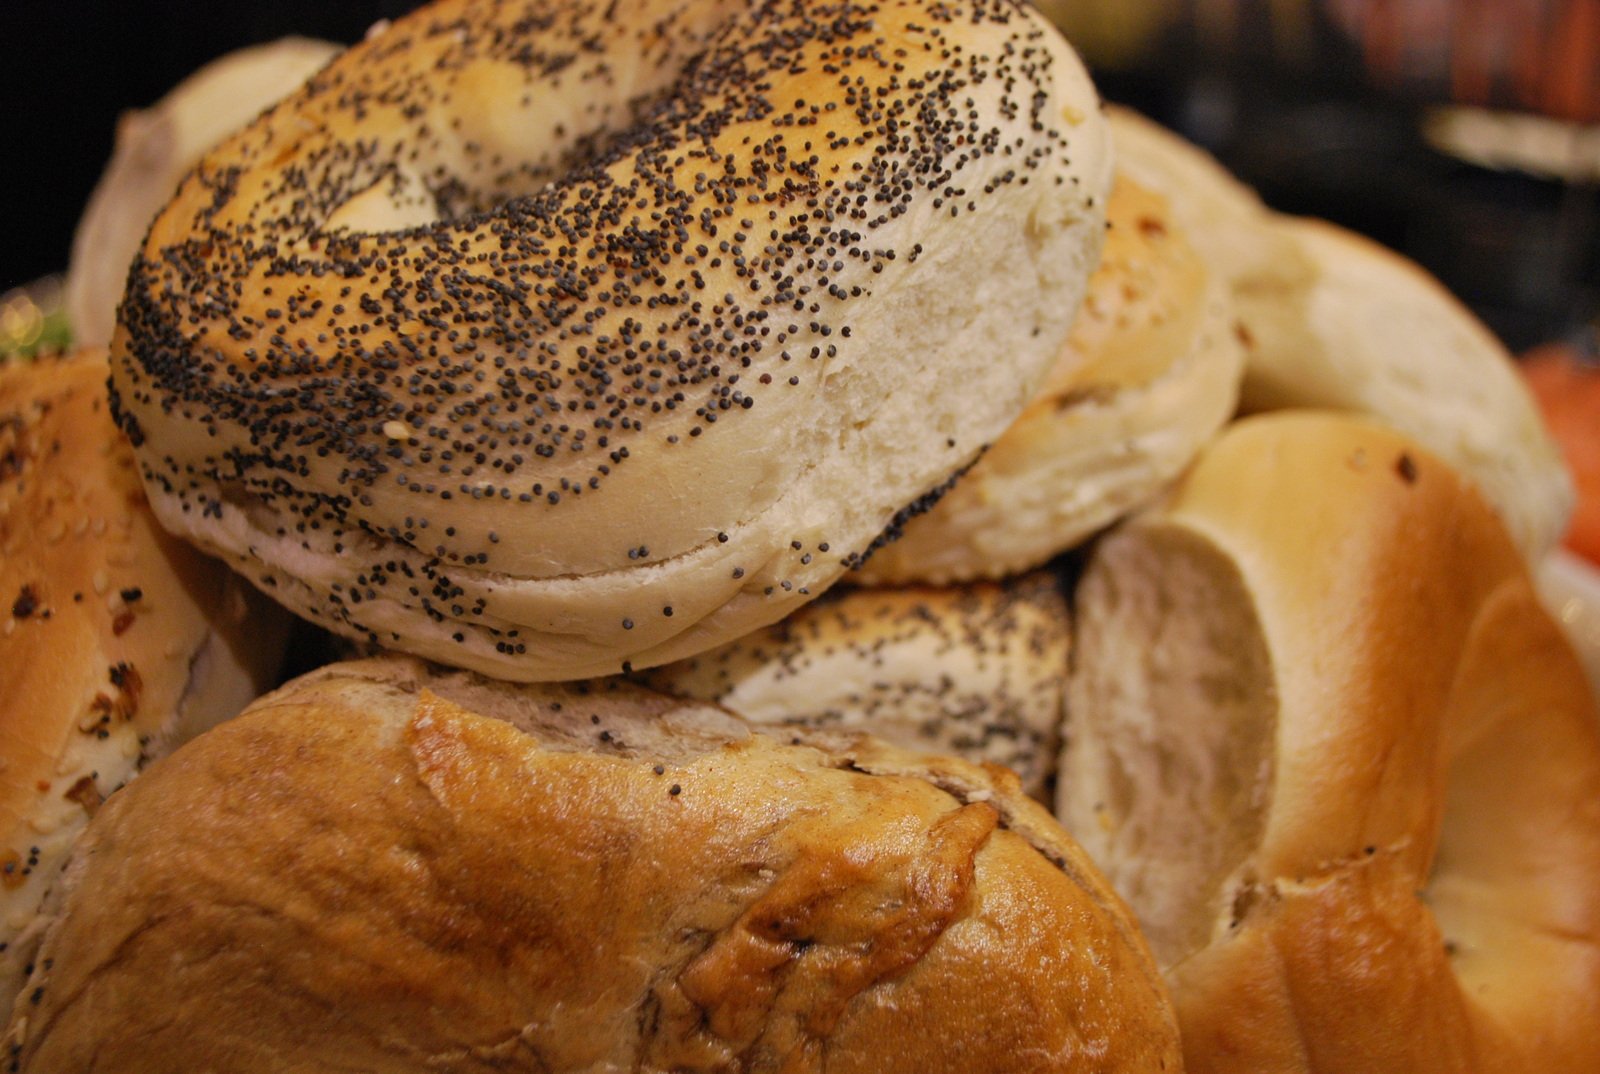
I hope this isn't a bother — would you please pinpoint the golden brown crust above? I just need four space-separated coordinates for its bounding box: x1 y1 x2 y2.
858 173 1245 584
9 656 1181 1073
1061 411 1600 1073
111 0 1113 681
0 351 289 1025
635 571 1070 797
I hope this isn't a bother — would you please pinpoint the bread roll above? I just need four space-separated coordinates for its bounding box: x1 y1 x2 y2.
1060 410 1600 1073
7 655 1181 1073
0 350 289 1026
64 38 340 347
110 0 1113 682
1107 105 1574 561
856 173 1245 584
637 571 1070 797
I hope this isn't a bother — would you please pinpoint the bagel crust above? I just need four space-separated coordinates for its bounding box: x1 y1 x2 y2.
636 571 1072 797
1061 412 1600 1073
0 351 288 1026
854 173 1244 584
1104 105 1573 563
110 0 1112 681
6 656 1182 1072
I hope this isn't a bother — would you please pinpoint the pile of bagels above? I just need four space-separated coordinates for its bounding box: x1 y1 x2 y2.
3 1 1597 1070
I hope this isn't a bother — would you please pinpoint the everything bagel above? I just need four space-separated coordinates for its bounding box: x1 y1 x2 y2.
110 0 1112 681
6 656 1182 1072
0 351 288 1026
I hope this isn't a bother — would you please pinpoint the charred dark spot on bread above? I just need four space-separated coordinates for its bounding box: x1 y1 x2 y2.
9 587 38 621
108 662 143 721
0 853 22 893
1136 214 1168 238
0 414 28 483
1396 452 1419 485
62 777 104 819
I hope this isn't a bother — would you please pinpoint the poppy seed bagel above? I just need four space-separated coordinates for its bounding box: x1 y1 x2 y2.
109 0 1113 681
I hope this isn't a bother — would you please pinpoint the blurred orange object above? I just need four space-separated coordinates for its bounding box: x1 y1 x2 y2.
1329 0 1600 123
1523 339 1600 564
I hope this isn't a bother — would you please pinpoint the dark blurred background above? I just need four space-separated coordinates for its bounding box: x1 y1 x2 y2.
4 1 410 288
4 0 1598 351
1048 0 1600 352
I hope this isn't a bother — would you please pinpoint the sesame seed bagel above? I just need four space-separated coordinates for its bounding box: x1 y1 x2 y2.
110 0 1113 682
854 173 1245 585
1060 411 1600 1073
0 351 289 1027
635 570 1070 797
7 655 1181 1072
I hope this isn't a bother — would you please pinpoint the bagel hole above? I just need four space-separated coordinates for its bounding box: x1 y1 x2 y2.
318 57 697 240
1424 582 1600 1008
1059 525 1277 968
324 167 441 235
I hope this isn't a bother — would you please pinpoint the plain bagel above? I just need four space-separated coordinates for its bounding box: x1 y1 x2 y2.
1059 411 1600 1073
6 655 1181 1072
1229 216 1574 561
1106 105 1573 562
0 351 289 1026
110 0 1113 682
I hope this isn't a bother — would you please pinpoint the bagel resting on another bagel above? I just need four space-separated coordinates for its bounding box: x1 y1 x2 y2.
636 570 1071 798
1106 105 1573 562
110 0 1113 682
64 37 340 348
853 172 1245 585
